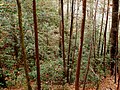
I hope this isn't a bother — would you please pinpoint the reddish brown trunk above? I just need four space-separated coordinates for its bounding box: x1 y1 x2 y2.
75 0 87 89
61 0 67 78
33 0 41 89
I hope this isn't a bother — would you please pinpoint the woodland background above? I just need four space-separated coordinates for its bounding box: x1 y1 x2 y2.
0 0 120 90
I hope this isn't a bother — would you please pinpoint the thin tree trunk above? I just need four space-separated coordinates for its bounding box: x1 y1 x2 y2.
67 0 74 83
72 0 81 65
75 0 87 89
97 0 105 57
33 0 41 89
100 42 104 56
93 0 99 59
61 0 67 79
16 0 32 90
83 42 92 90
103 0 109 77
70 0 80 83
59 0 62 57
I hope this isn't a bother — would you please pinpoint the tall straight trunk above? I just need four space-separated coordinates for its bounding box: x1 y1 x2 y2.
97 0 105 57
70 0 80 83
61 0 67 78
16 0 32 90
67 0 74 83
33 0 41 89
92 0 99 59
103 0 109 77
110 0 119 75
59 0 62 57
72 0 81 67
75 0 87 89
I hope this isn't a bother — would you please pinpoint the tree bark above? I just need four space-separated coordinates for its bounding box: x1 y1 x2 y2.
33 0 41 89
72 0 80 65
16 0 32 90
110 0 119 76
97 0 105 57
61 0 67 79
59 0 62 57
75 0 87 89
92 0 99 59
67 0 74 83
103 0 109 77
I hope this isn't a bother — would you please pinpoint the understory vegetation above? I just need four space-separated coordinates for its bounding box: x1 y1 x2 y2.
0 0 120 90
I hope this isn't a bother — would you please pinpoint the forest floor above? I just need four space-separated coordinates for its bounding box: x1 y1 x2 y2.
2 75 119 90
69 75 118 90
49 75 118 90
98 75 118 90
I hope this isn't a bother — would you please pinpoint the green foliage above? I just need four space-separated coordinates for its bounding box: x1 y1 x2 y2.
41 60 63 82
0 0 116 89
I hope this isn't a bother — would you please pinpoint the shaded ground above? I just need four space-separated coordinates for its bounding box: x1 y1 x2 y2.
52 75 119 90
1 75 119 90
98 75 118 90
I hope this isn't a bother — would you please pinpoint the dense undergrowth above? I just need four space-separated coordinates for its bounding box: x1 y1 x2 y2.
0 0 119 89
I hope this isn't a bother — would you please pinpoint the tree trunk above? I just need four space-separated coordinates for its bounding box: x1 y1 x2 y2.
97 0 105 57
33 0 41 89
67 0 74 83
16 0 32 90
103 0 109 77
83 42 92 90
92 0 99 59
61 0 67 79
110 0 119 76
72 0 81 66
59 0 62 57
75 0 87 89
